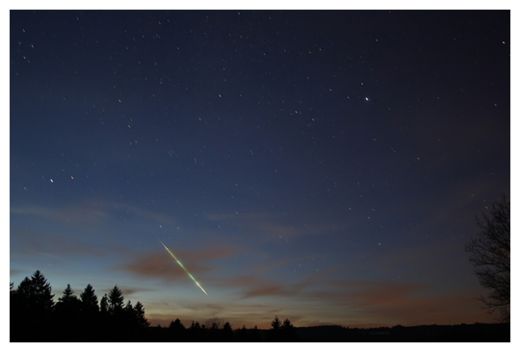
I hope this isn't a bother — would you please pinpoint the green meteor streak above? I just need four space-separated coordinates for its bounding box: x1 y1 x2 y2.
160 241 208 296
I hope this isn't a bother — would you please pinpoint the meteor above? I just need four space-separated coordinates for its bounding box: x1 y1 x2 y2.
160 241 208 296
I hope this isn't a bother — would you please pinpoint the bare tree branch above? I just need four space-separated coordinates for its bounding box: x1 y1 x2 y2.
466 196 510 322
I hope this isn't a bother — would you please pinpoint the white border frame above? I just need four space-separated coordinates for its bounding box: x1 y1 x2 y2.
2 1 516 351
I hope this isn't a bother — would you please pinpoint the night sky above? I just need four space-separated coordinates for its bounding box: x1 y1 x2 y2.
10 10 510 328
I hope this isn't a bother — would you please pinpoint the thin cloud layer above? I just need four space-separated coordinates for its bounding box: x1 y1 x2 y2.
11 200 177 227
207 211 342 240
123 244 238 282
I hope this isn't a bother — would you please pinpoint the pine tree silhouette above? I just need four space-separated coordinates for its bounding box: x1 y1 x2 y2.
28 270 55 312
10 270 152 341
281 318 296 341
108 286 124 313
77 284 100 340
12 271 55 340
134 301 149 328
80 284 99 313
271 316 281 330
282 318 294 329
169 318 185 331
100 293 109 313
55 284 83 341
10 268 508 342
168 318 186 341
124 300 134 315
223 321 233 341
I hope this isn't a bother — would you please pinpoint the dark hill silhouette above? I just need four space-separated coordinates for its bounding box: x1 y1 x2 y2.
10 270 510 342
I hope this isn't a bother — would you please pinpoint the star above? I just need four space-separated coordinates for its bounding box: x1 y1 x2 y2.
9 11 510 333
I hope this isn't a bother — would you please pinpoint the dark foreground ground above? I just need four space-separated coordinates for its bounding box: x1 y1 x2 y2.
12 323 509 342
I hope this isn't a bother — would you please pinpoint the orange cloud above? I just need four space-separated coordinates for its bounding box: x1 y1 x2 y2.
122 245 238 282
211 274 495 326
307 280 495 326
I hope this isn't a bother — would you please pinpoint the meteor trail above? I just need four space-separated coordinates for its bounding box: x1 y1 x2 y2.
160 241 208 296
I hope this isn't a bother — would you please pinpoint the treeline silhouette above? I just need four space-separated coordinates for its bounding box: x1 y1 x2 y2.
10 270 298 342
10 270 510 342
150 316 297 342
11 270 148 341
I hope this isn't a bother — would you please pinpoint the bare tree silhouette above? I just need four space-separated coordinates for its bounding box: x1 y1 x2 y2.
466 196 510 322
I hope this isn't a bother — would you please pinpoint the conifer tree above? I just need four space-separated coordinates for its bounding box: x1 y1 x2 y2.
100 293 109 314
108 286 124 313
80 284 99 313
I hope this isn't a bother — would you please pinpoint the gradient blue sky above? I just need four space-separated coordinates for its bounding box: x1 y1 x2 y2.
10 10 509 328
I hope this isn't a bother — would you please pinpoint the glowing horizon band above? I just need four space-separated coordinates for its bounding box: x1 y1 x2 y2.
160 241 208 296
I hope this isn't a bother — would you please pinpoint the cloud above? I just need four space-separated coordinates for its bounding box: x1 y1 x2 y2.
123 250 203 282
306 280 494 326
347 281 426 307
145 302 284 328
207 271 495 326
99 285 156 297
122 244 238 282
206 271 324 300
308 279 416 304
242 284 297 299
11 205 108 224
352 287 492 326
242 281 304 299
207 211 342 240
107 201 176 226
11 229 109 258
11 199 176 226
